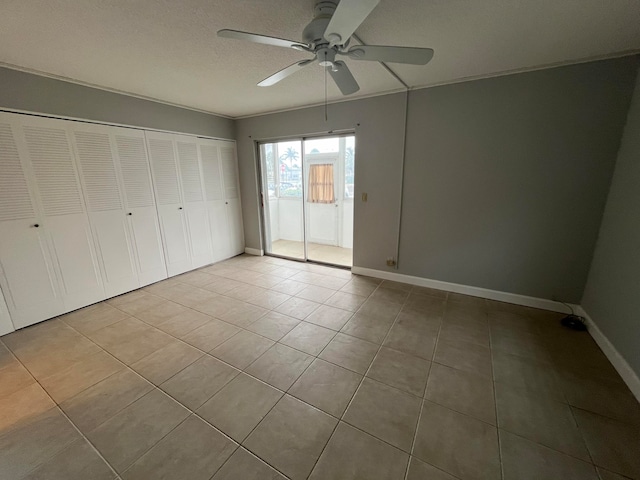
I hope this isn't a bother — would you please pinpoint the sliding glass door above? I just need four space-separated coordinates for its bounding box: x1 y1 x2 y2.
259 134 354 267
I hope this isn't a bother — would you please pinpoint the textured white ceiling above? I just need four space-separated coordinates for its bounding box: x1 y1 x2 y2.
1 0 639 118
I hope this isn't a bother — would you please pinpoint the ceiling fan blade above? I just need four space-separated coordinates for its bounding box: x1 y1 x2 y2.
346 45 434 65
217 29 305 50
329 61 360 95
258 59 316 87
324 0 380 47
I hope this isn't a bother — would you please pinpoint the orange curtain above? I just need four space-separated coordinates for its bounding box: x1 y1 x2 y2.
307 164 335 203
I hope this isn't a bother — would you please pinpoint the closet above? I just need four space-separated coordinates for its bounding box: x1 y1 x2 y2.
0 111 244 331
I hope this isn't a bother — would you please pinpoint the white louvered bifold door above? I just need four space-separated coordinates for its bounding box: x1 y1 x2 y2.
16 115 104 313
199 139 231 261
0 113 65 328
145 131 191 276
176 135 213 268
220 142 245 255
69 122 139 297
112 127 167 286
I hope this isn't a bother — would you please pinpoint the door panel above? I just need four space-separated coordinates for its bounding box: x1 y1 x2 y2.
207 201 230 262
113 129 166 285
226 198 245 256
0 220 64 328
90 211 138 297
146 132 192 275
128 206 167 285
46 214 104 310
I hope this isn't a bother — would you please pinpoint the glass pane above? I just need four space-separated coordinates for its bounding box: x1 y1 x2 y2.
260 140 305 260
304 135 353 267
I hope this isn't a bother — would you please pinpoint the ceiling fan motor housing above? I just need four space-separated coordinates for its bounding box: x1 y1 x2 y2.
303 1 338 47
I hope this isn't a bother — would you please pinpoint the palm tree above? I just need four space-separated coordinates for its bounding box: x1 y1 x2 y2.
280 146 300 181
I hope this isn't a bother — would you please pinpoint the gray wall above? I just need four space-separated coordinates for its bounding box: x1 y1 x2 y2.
0 67 235 139
400 57 638 302
236 93 407 270
237 57 638 303
582 72 640 375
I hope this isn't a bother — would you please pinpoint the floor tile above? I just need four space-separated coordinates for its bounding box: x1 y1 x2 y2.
131 341 203 385
597 468 631 480
244 395 337 480
87 389 189 473
500 430 599 480
211 330 274 368
134 300 190 327
122 415 236 480
325 291 367 312
434 338 493 378
572 408 640 479
319 333 379 374
247 290 291 309
212 448 286 480
344 378 421 452
339 279 378 297
176 270 217 287
275 297 321 320
367 347 431 396
245 312 300 341
425 363 496 425
113 293 167 315
219 302 268 328
198 373 283 442
62 303 129 334
406 457 458 480
309 422 409 480
0 359 34 398
495 382 589 460
383 314 439 360
245 344 314 390
492 350 563 400
161 355 240 410
154 309 213 338
0 407 81 479
357 298 402 321
270 279 307 296
60 369 153 433
280 322 336 355
440 320 490 347
289 359 362 417
340 312 395 344
181 319 241 351
0 383 56 432
22 439 115 480
413 401 500 480
39 349 124 403
304 304 353 331
411 285 448 299
88 317 173 365
370 287 409 305
559 370 640 425
296 284 336 303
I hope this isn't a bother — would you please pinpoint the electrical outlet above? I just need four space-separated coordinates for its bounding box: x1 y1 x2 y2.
386 257 396 267
361 192 368 202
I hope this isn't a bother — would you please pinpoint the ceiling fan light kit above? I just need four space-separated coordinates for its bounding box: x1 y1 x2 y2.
217 0 434 96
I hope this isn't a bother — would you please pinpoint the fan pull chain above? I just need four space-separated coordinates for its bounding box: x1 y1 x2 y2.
324 65 328 122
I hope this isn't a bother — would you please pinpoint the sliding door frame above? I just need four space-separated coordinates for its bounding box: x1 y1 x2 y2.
256 131 355 267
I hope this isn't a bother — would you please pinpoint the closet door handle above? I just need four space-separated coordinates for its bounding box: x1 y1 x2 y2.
178 207 183 210
33 224 39 228
127 213 132 216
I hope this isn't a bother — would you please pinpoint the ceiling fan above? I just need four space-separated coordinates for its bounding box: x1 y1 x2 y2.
217 0 434 95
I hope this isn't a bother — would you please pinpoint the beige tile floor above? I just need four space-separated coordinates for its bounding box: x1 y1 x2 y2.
1 254 639 479
271 240 353 267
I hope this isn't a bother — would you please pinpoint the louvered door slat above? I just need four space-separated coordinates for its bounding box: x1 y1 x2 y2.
200 144 224 201
177 141 203 203
23 126 84 216
0 123 35 221
148 138 181 205
73 131 122 212
115 135 155 209
220 145 239 199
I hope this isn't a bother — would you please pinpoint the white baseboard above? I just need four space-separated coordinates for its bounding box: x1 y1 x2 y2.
576 306 640 402
351 267 572 314
244 247 264 256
